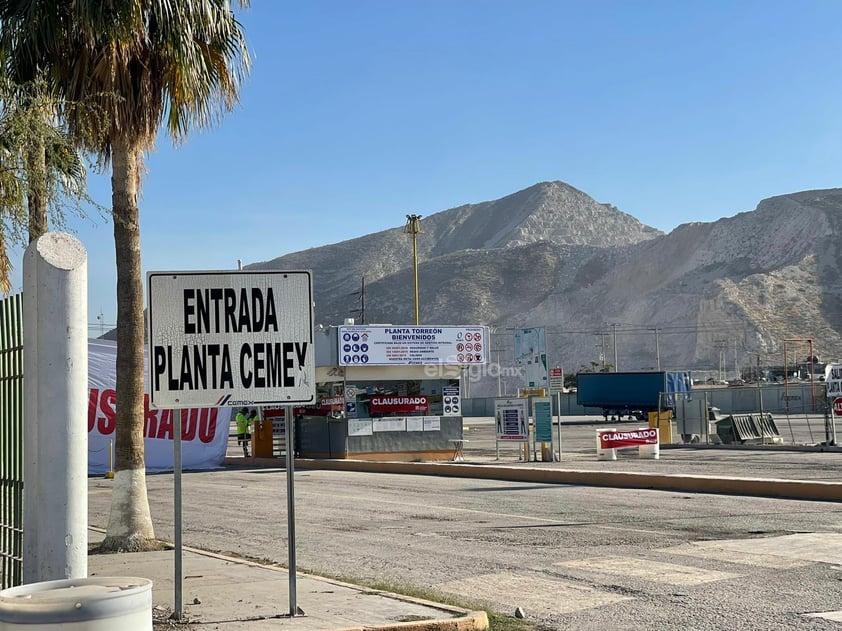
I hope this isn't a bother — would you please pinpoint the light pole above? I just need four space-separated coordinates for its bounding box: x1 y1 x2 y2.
651 328 661 371
594 333 607 370
404 214 422 325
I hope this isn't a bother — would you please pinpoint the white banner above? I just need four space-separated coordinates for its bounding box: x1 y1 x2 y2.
338 325 488 365
88 339 229 475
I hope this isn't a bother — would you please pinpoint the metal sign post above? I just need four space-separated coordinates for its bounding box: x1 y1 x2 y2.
285 406 298 616
173 411 183 620
549 367 564 462
556 392 562 461
828 396 841 446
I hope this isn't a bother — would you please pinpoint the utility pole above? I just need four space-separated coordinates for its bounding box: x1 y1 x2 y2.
601 333 607 370
734 339 738 380
360 276 365 325
404 214 423 325
612 323 618 371
714 339 728 380
594 332 608 370
651 328 661 371
350 276 366 325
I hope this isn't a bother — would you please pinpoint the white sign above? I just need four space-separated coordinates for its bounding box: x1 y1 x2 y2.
348 419 373 436
549 367 564 393
514 328 548 388
442 385 461 416
372 417 407 432
494 397 529 442
827 364 842 398
423 416 441 431
337 325 488 365
147 270 315 409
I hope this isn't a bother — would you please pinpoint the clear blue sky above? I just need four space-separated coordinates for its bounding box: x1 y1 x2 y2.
7 0 842 333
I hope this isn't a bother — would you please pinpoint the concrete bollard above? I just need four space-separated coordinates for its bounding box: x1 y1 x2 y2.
638 442 660 459
596 428 617 461
22 233 88 583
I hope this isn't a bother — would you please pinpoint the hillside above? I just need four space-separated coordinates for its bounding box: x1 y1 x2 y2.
246 183 842 394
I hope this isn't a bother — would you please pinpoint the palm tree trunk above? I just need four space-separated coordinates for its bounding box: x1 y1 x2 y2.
101 138 155 551
26 138 47 242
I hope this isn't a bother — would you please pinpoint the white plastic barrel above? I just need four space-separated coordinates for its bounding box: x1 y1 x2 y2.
0 577 152 631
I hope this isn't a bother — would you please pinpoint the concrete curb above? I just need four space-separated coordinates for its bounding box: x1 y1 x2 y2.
334 610 489 631
291 459 842 503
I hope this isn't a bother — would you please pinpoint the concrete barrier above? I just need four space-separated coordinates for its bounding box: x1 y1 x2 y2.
294 459 842 503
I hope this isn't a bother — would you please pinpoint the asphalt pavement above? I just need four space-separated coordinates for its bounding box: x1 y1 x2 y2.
76 415 842 630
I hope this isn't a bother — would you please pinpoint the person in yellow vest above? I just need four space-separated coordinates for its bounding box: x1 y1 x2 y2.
235 407 253 457
248 408 260 436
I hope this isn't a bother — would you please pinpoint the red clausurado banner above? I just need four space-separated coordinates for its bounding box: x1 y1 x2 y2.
598 428 658 449
262 396 345 419
368 395 429 414
88 339 230 475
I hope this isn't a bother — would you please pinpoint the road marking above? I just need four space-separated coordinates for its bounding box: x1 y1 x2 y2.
668 532 842 565
804 611 842 622
436 572 632 615
556 556 738 585
661 543 811 568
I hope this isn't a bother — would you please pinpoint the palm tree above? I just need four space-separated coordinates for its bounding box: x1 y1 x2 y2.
0 0 250 550
0 75 93 294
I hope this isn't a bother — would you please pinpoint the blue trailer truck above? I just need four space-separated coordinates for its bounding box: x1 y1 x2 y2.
576 371 692 420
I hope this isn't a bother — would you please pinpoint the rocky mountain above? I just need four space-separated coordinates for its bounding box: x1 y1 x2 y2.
247 182 842 395
249 181 660 307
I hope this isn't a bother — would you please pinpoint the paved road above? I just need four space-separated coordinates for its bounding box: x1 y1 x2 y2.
90 462 842 630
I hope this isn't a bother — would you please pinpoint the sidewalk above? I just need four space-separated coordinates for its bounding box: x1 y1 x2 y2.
87 529 488 631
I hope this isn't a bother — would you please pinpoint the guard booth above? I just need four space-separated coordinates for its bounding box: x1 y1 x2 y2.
259 390 344 458
280 324 484 461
